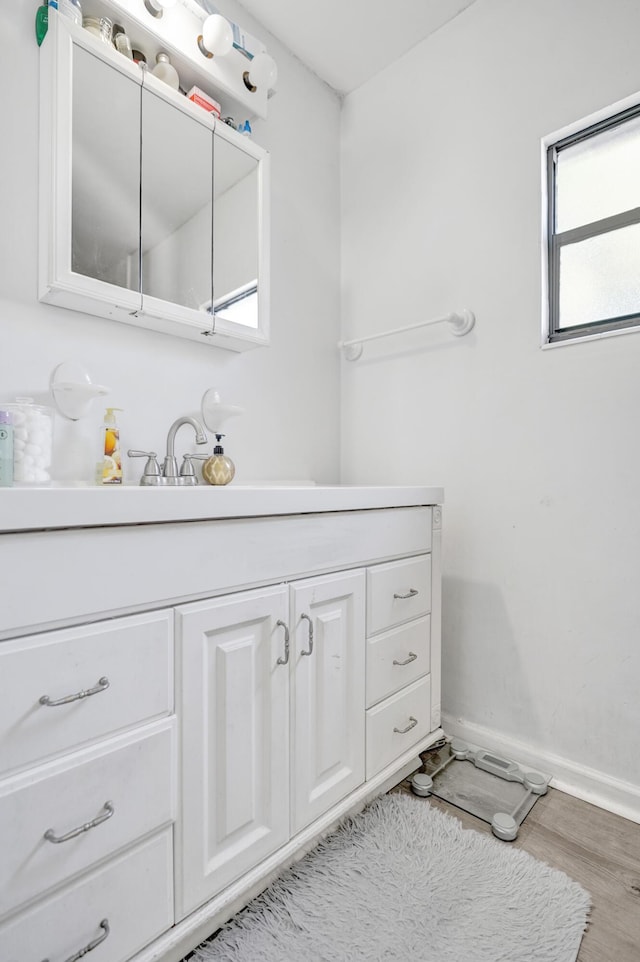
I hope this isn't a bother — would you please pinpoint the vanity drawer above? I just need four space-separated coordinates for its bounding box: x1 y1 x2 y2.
366 616 430 708
0 828 173 962
0 610 173 776
367 555 431 635
0 719 175 917
366 676 431 780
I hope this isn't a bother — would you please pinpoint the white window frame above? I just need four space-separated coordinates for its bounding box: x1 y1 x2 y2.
542 92 640 349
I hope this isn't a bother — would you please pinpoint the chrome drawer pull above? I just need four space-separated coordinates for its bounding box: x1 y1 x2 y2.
393 651 418 667
41 918 110 962
276 620 290 665
393 588 419 600
44 801 114 844
300 613 314 656
393 716 418 735
39 676 110 707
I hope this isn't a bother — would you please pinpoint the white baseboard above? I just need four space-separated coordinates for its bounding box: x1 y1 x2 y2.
441 713 640 825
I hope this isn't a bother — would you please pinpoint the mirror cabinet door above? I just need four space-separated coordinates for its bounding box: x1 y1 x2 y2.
71 44 141 292
140 86 213 318
212 130 260 331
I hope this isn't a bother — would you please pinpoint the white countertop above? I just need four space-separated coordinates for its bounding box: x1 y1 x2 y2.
0 484 444 533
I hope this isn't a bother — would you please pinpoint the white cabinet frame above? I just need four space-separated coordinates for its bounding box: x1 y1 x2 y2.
39 13 270 352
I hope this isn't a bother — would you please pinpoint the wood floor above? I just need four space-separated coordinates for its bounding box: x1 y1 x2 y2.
394 775 640 961
185 770 640 961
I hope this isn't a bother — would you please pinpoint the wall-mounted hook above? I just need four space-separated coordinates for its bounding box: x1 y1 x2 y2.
50 362 109 420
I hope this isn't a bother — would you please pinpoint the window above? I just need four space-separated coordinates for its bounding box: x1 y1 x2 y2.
201 280 259 330
545 103 640 344
213 281 259 330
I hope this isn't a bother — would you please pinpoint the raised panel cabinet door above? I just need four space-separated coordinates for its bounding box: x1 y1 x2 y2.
174 585 289 919
289 570 366 836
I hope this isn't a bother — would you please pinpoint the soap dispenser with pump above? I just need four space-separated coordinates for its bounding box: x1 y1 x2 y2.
202 434 235 486
101 407 123 484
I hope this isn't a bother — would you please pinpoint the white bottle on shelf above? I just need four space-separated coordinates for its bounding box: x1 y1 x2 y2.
152 52 180 91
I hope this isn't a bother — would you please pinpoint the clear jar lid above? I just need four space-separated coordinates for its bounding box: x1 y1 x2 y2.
83 16 113 42
0 397 54 417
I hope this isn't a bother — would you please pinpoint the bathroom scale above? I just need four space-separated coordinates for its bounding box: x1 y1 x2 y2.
410 737 550 840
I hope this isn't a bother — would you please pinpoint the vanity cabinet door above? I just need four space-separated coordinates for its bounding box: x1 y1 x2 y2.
175 585 290 919
289 570 366 835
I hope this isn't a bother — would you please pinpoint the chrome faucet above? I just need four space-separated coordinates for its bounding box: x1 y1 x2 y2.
127 416 208 486
162 416 208 480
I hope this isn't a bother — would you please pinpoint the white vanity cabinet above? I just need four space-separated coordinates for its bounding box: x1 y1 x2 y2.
0 487 442 962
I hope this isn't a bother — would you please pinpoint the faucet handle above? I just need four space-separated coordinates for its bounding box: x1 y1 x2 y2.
127 450 162 485
180 453 210 479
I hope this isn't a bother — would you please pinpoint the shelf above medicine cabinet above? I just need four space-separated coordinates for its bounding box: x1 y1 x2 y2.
39 14 270 352
81 0 271 122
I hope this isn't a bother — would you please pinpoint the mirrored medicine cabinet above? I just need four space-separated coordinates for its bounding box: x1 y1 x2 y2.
39 14 270 351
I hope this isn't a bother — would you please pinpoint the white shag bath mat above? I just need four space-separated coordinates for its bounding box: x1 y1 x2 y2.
193 793 590 962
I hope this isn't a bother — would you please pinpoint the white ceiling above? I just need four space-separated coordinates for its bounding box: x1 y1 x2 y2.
232 0 478 96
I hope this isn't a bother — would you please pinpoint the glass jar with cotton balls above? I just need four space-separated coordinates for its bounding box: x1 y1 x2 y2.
1 398 54 484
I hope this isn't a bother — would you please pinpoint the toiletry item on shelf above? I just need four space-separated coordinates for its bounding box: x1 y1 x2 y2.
0 411 14 488
1 398 54 484
132 49 147 67
35 4 49 46
83 16 112 44
112 24 133 60
101 407 123 484
49 0 82 28
239 120 252 136
186 86 221 117
202 434 235 486
152 52 180 90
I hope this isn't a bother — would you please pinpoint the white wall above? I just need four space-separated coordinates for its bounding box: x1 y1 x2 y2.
0 1 342 484
340 0 640 818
